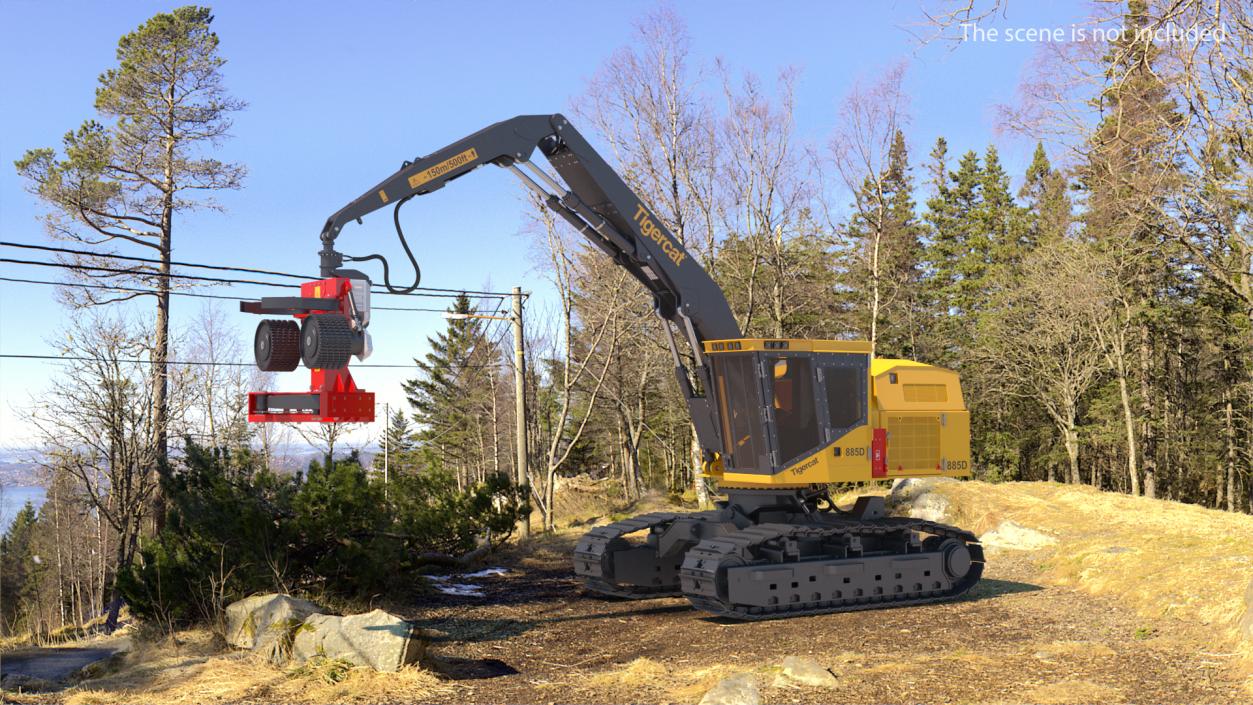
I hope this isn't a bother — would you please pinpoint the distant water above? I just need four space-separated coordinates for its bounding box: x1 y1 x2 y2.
1 485 46 532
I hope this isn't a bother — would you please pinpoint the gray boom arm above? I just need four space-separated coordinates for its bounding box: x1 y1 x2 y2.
316 113 740 458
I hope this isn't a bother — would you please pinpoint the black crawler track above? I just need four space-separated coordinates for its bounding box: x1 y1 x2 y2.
679 518 984 620
573 511 686 598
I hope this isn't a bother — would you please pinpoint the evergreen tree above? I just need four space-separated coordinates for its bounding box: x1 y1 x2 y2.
382 408 422 475
979 145 1030 275
0 503 39 633
1019 142 1071 247
921 147 985 366
402 294 493 481
842 129 924 357
1079 0 1187 498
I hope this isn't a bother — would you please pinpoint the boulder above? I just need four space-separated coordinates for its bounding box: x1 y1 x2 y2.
773 656 837 688
980 521 1058 550
1240 576 1253 641
225 594 323 662
292 609 425 672
699 673 760 705
887 477 956 522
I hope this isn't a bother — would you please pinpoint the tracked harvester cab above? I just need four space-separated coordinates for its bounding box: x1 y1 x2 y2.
701 339 971 487
244 113 983 620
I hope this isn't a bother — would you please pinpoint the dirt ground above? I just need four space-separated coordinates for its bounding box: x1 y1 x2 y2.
400 530 1246 705
6 483 1249 705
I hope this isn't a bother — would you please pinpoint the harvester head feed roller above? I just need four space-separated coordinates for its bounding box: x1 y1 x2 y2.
301 313 356 369
254 319 301 372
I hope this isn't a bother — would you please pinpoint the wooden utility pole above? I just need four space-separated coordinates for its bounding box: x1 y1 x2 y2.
513 287 530 538
383 401 389 495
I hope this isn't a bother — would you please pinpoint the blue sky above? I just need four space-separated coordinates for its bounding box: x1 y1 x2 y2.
0 0 1090 449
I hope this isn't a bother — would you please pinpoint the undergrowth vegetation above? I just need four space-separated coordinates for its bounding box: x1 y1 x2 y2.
118 442 527 628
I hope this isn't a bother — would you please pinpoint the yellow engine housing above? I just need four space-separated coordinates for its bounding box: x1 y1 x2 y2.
700 339 971 489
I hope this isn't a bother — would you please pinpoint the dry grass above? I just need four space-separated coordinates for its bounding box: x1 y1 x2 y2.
584 657 738 703
1018 679 1124 704
901 480 1253 695
51 629 449 705
919 481 1253 640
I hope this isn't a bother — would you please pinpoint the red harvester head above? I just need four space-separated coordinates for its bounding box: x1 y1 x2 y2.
243 277 374 423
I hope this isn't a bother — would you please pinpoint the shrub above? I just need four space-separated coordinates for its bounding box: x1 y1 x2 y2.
120 440 526 627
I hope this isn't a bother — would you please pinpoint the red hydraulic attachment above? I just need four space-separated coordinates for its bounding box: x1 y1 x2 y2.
243 277 374 423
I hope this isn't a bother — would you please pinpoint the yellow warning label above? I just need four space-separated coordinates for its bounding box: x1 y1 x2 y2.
408 148 479 189
378 189 389 204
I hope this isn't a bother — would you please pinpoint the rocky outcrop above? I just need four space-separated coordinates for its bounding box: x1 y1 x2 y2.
225 594 323 663
773 656 837 688
1240 576 1253 641
699 673 760 705
887 477 957 522
980 520 1058 550
291 609 425 672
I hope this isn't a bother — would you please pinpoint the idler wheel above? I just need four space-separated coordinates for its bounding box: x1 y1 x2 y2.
254 319 300 371
301 313 355 369
940 539 972 579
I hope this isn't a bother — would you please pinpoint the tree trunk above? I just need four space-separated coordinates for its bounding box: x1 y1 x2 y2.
1225 389 1236 512
1064 425 1080 485
1116 364 1141 495
1138 326 1157 499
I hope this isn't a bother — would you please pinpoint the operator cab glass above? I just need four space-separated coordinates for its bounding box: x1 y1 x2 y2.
713 354 770 471
711 347 870 473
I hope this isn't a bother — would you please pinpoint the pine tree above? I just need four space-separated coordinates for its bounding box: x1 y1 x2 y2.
382 408 421 475
402 294 493 483
979 145 1030 275
1019 142 1071 247
921 147 985 366
1079 0 1186 498
0 503 39 634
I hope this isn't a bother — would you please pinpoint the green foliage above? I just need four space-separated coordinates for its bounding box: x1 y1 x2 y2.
403 294 502 476
120 440 526 627
0 503 40 633
14 5 244 243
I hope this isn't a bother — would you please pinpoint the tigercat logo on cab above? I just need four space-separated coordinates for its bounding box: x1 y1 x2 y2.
633 203 687 266
789 455 819 476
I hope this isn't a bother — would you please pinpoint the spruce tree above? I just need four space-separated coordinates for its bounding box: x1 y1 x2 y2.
1019 142 1071 247
1079 0 1186 498
0 503 39 633
383 408 421 474
402 294 492 480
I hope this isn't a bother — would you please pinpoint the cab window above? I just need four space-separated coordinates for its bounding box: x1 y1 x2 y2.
713 354 768 471
819 354 868 437
767 355 821 465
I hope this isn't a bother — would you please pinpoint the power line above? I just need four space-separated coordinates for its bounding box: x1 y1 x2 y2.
0 257 506 299
0 353 506 371
0 276 470 313
0 241 523 298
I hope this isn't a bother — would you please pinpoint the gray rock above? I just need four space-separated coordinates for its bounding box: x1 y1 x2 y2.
887 477 956 522
225 594 323 663
979 521 1058 550
292 609 425 672
699 673 760 705
1241 576 1253 641
774 656 837 688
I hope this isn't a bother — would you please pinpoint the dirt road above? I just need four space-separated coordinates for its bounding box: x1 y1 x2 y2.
405 534 1244 704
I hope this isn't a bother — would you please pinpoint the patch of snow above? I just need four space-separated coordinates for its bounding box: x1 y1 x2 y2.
463 567 508 578
432 583 484 597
